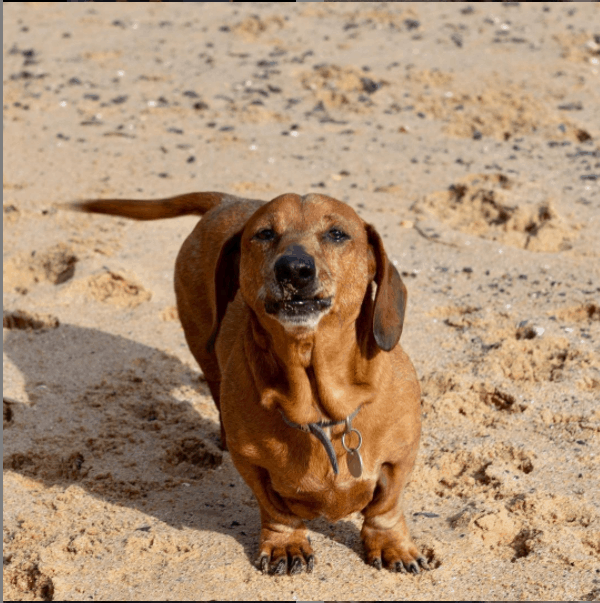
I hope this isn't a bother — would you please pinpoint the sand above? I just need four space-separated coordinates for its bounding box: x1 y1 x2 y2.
3 2 600 600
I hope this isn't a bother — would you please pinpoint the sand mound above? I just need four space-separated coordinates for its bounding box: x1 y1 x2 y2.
412 173 577 251
395 65 594 143
3 243 78 294
425 304 599 393
3 310 59 331
301 64 386 112
87 270 151 308
3 554 54 602
553 302 600 323
232 15 286 41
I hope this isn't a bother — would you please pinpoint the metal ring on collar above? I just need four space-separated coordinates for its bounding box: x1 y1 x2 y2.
341 428 362 453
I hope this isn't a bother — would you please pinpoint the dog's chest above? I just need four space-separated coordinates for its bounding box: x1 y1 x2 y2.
272 461 377 522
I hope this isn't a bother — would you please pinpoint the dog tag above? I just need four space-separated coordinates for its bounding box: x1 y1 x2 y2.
347 449 363 478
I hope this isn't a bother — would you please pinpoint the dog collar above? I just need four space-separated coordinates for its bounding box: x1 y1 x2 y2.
280 405 362 476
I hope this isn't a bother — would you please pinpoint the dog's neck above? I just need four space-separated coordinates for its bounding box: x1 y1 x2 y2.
248 313 387 425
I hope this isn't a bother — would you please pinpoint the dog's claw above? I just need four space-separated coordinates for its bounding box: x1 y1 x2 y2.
406 561 420 574
393 561 408 573
370 557 383 570
289 556 304 575
257 554 269 573
417 556 430 571
306 554 314 573
271 556 287 575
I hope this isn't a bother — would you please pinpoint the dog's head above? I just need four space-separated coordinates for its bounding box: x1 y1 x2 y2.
211 193 406 352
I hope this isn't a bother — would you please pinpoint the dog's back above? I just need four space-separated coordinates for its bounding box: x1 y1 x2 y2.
174 196 265 433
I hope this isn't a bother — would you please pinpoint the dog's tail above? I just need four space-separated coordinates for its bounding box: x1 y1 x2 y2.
65 191 246 221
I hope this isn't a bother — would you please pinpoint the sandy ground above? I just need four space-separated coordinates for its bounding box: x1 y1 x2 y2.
3 2 600 601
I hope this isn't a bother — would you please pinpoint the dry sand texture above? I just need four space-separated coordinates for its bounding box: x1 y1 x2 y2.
3 2 600 600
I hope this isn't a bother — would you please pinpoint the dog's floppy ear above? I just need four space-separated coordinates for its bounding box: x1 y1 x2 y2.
206 230 243 354
365 223 407 352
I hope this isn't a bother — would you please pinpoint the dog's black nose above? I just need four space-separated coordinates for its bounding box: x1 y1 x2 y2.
274 245 316 291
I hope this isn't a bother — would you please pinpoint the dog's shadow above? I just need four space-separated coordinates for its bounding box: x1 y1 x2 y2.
3 323 363 567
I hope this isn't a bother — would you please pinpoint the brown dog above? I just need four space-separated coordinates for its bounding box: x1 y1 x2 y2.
70 191 427 575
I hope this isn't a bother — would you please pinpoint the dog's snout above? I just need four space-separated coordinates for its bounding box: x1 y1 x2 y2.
274 245 316 290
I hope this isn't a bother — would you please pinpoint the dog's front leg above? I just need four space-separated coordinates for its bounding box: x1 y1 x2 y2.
230 452 314 575
361 461 429 574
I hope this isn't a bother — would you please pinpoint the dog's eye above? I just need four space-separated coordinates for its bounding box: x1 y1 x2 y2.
254 228 276 241
326 228 349 243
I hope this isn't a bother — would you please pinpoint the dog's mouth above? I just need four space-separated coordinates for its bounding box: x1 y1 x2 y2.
265 296 332 318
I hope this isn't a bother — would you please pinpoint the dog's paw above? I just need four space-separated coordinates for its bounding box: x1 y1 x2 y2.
362 525 429 574
255 529 314 575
